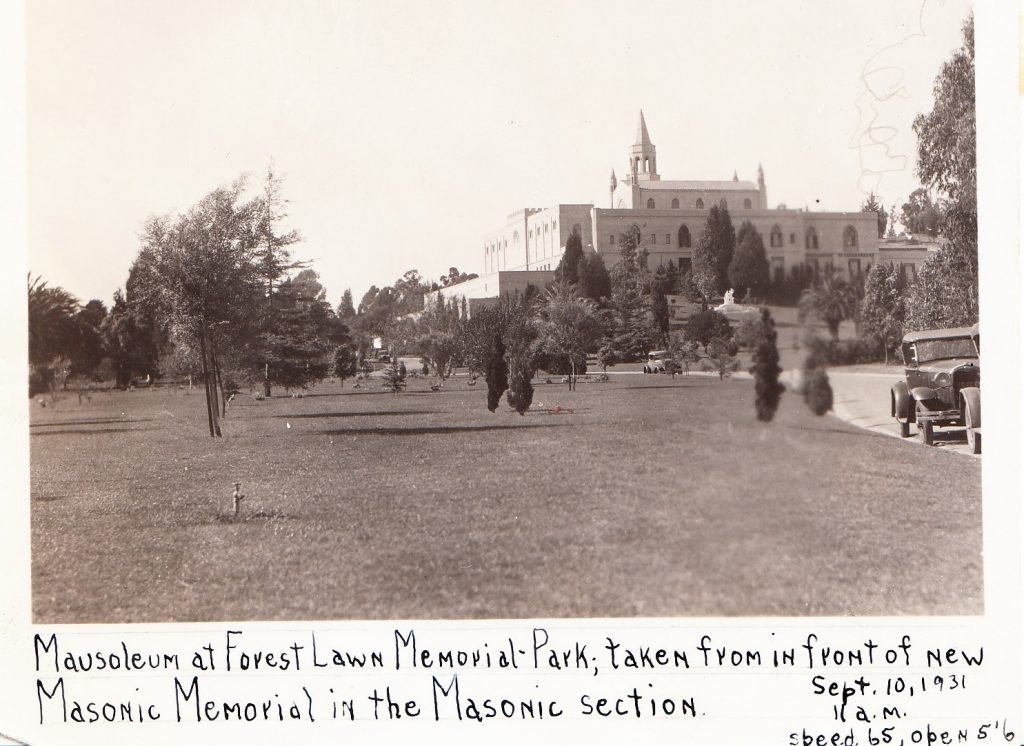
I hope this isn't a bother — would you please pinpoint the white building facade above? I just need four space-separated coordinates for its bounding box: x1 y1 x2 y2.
430 112 890 313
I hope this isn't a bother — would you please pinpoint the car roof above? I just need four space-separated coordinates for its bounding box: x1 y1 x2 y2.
903 324 979 344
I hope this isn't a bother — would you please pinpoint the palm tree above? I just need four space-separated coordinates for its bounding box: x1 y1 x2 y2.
798 273 859 340
28 274 79 366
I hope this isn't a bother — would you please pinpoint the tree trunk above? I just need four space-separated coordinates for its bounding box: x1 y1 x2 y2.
197 325 219 437
211 341 226 418
264 363 272 398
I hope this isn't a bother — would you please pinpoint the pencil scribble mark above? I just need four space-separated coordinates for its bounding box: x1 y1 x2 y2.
850 0 935 198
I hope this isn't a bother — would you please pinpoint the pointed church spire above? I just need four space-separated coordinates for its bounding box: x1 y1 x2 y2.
733 170 739 181
628 110 659 183
635 110 652 146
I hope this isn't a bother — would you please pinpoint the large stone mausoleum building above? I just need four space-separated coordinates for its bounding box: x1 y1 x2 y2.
427 112 890 314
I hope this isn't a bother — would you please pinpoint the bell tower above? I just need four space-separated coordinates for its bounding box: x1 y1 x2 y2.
628 110 659 184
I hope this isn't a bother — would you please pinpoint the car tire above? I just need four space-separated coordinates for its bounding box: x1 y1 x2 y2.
964 399 981 454
899 419 910 438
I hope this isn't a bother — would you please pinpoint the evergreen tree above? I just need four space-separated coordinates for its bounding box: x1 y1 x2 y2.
460 296 536 412
906 14 977 329
71 300 108 379
903 243 977 331
578 252 612 301
554 230 585 286
692 205 735 300
860 262 906 361
750 309 784 422
861 192 888 238
259 270 348 392
701 337 740 380
506 355 535 415
337 288 356 319
727 221 770 301
485 335 507 411
333 344 358 386
381 357 406 393
685 308 732 351
596 340 619 373
610 229 655 360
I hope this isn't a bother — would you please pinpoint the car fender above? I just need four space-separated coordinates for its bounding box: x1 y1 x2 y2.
891 381 914 421
960 386 981 428
911 386 939 402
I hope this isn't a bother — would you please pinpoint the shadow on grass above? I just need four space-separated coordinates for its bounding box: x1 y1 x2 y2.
616 383 704 391
31 417 145 427
321 423 568 436
267 410 441 420
30 427 150 437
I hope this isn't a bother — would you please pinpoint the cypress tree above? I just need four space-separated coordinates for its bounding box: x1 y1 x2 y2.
555 231 585 286
486 334 508 412
751 308 784 422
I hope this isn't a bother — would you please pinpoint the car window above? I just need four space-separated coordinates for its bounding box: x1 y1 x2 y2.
915 338 976 362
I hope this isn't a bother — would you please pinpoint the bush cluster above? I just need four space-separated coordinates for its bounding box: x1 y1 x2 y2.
803 336 883 368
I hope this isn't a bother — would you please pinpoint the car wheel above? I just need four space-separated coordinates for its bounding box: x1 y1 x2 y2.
899 419 910 438
918 419 934 446
964 400 981 454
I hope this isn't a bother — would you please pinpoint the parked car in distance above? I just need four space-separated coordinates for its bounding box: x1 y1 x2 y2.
890 324 980 453
643 350 674 373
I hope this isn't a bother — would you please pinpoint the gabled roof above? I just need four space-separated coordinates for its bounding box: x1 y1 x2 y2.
637 180 759 191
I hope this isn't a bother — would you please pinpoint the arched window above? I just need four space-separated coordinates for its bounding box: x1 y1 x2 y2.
677 225 692 248
743 198 752 209
671 198 680 209
805 227 819 249
719 198 728 210
843 225 858 248
647 198 656 209
695 198 705 209
770 225 783 248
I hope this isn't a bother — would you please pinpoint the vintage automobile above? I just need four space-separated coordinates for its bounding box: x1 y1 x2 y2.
890 324 980 453
643 350 673 373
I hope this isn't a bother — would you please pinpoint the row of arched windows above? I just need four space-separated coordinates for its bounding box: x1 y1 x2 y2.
604 223 859 253
644 197 756 210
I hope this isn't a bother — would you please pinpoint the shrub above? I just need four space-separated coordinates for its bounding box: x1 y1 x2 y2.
750 310 784 422
803 367 834 416
382 359 407 393
701 337 740 380
535 351 587 376
803 336 883 368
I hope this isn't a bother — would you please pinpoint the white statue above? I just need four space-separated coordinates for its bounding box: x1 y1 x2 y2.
723 288 735 305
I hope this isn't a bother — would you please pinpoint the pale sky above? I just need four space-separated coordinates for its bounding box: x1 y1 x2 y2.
27 0 973 308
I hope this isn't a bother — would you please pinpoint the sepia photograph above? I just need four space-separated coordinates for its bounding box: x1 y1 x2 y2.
25 0 985 624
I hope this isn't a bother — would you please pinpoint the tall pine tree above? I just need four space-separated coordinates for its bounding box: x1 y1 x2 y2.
692 205 736 300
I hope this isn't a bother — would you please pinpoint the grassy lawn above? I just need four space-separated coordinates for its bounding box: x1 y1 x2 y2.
30 373 981 622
